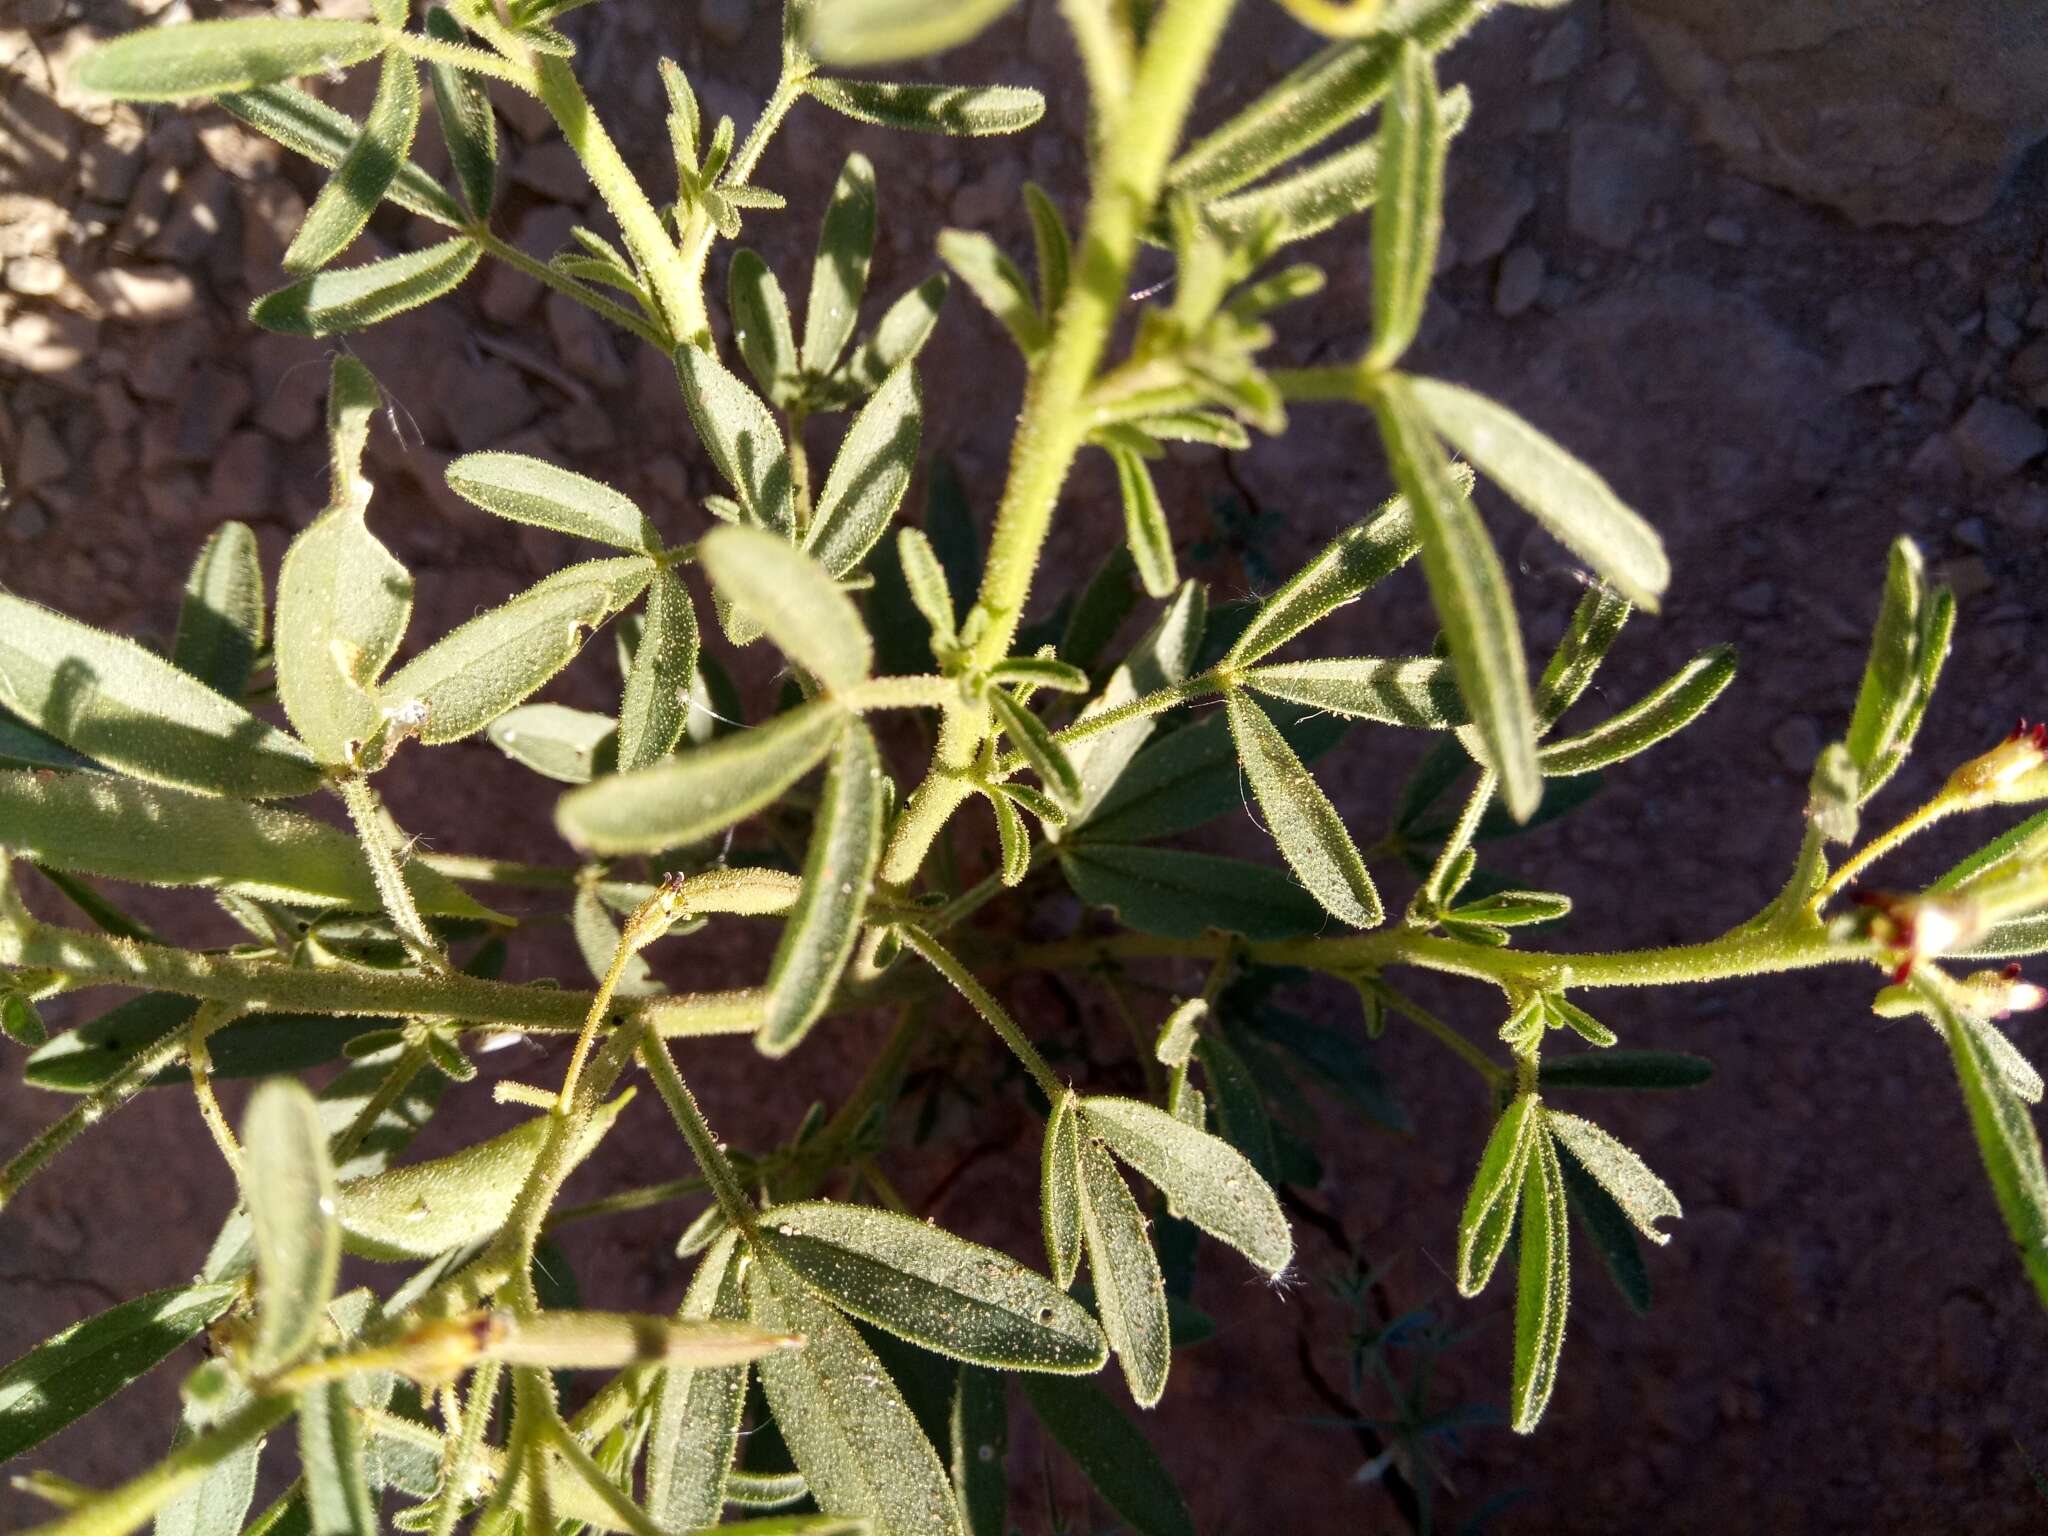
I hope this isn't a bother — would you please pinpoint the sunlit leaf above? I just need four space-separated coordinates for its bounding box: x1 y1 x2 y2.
298 1379 374 1536
937 230 1044 355
761 1200 1105 1371
1409 377 1669 611
1845 536 1927 776
803 154 878 378
252 237 482 337
1076 1133 1171 1408
557 698 844 854
805 0 1022 67
759 723 886 1057
284 50 419 274
1364 42 1445 368
1455 1093 1536 1297
1373 374 1540 819
1108 444 1177 600
220 82 464 226
1226 491 1421 665
0 1283 238 1464
1241 656 1462 728
808 364 922 578
747 1257 966 1536
337 1097 627 1260
617 566 700 773
1510 1130 1569 1434
730 248 798 404
73 18 385 101
701 527 874 693
676 343 797 535
1041 1092 1084 1289
1931 984 2048 1310
382 558 652 744
1543 1110 1680 1246
1226 691 1381 929
488 703 617 784
1083 1096 1292 1275
1537 646 1736 776
245 1079 341 1374
444 453 660 554
172 523 265 701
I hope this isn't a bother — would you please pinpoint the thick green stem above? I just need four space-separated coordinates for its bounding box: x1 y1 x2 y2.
536 56 701 339
636 1029 757 1232
964 0 1239 677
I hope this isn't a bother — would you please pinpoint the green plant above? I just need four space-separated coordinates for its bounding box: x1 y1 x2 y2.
3 0 2046 1532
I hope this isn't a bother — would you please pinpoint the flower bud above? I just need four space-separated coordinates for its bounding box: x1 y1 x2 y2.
1946 721 2048 806
1957 964 2048 1019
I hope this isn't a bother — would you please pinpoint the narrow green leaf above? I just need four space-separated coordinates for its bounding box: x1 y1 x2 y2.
1076 1133 1171 1408
558 698 844 854
803 154 878 378
1226 691 1381 929
337 1097 627 1261
1936 808 2048 896
808 363 922 577
1845 536 1926 774
1455 1094 1537 1298
1373 374 1541 819
1108 445 1178 600
1068 580 1207 818
73 18 384 101
842 273 951 397
1409 377 1669 610
1242 655 1462 728
990 790 1029 886
155 1375 265 1536
759 723 886 1057
444 453 660 554
1021 183 1070 318
1510 1131 1570 1434
0 594 319 798
1545 996 1616 1049
252 237 482 337
988 688 1079 805
284 50 419 274
245 1079 342 1374
804 0 1021 65
1082 1096 1292 1275
0 1283 238 1464
1535 583 1631 728
1041 1093 1083 1290
1537 645 1737 776
730 249 799 404
1130 411 1250 450
1365 42 1445 368
747 1258 966 1536
761 1200 1106 1371
172 523 265 701
488 702 617 784
424 6 496 219
1167 0 1488 200
700 526 873 692
0 770 489 916
1557 1150 1652 1316
273 495 410 769
220 83 464 226
648 1232 751 1531
897 527 958 652
1449 889 1571 926
809 81 1048 136
2 993 45 1049
936 229 1044 355
617 566 700 773
949 1366 1007 1536
298 1380 375 1536
1060 844 1326 942
1933 986 2048 1310
1543 1110 1679 1245
1226 491 1422 665
1863 582 1954 801
382 558 652 744
1206 87 1472 246
987 657 1088 694
1537 1051 1713 1092
1018 1375 1195 1536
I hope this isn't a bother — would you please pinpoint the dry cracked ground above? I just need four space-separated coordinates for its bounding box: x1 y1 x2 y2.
3 0 2048 1532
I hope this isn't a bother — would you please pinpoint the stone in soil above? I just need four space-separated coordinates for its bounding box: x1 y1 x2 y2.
1568 121 1679 249
1494 246 1545 318
1948 397 2047 480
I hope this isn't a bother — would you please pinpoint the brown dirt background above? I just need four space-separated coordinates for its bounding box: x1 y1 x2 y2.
4 1 2048 1532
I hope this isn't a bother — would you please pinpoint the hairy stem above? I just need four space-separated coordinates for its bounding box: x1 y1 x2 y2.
20 1395 293 1536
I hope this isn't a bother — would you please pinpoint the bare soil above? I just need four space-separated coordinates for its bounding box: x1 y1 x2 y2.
3 2 2047 1532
